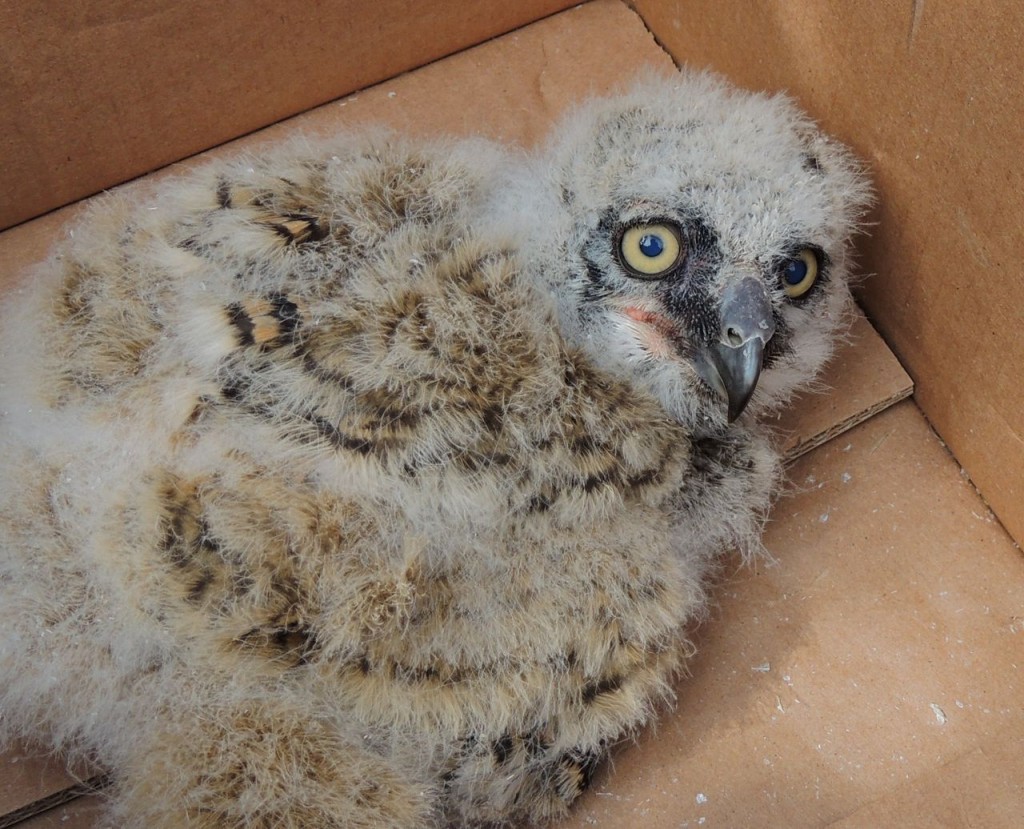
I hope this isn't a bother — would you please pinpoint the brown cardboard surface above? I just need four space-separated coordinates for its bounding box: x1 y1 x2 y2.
557 400 1024 828
776 312 913 462
0 743 100 829
830 736 1023 828
0 0 577 231
13 797 103 829
631 0 1024 547
0 743 73 822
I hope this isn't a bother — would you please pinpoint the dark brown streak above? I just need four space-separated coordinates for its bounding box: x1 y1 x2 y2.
581 470 615 494
582 674 624 704
305 412 374 456
226 303 255 347
216 178 233 209
268 222 298 243
187 571 215 604
300 352 358 391
285 213 328 242
268 293 302 340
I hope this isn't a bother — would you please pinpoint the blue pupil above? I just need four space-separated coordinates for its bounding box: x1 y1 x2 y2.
784 258 809 285
638 234 664 258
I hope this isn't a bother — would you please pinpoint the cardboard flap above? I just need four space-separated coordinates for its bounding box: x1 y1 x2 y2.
776 311 913 461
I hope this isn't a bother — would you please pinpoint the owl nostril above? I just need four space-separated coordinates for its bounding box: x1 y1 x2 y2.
718 277 775 348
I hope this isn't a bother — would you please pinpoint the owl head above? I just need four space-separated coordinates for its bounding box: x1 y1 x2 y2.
510 71 871 431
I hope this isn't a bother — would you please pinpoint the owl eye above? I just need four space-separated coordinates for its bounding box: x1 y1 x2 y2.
781 248 820 299
618 223 684 278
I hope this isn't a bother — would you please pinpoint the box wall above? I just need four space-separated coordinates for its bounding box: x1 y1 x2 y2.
633 0 1024 546
0 0 576 231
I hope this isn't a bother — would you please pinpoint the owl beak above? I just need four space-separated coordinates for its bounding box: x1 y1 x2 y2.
697 277 775 422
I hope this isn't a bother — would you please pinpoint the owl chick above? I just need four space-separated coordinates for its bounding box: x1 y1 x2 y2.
0 71 868 828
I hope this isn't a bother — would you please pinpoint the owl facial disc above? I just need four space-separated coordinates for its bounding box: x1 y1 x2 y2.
696 277 776 422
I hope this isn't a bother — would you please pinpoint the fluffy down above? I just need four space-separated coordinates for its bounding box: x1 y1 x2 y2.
0 71 869 827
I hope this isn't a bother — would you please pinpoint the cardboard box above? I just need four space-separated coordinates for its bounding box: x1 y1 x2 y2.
1 2 1021 825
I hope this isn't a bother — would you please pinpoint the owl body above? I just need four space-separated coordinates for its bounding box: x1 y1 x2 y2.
0 73 868 827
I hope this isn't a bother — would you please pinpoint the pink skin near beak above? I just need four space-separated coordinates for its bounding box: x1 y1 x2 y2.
621 276 775 422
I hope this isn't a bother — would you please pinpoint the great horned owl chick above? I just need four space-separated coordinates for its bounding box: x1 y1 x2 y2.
0 71 868 827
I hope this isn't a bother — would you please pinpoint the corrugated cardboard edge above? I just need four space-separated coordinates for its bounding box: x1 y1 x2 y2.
778 312 914 463
10 795 105 829
0 778 108 829
0 740 105 829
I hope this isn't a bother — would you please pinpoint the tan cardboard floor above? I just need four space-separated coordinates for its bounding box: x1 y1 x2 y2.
560 400 1024 827
1 1 1020 826
14 798 105 829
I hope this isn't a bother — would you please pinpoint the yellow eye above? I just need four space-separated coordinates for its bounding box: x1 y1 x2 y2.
618 223 684 278
781 248 820 298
